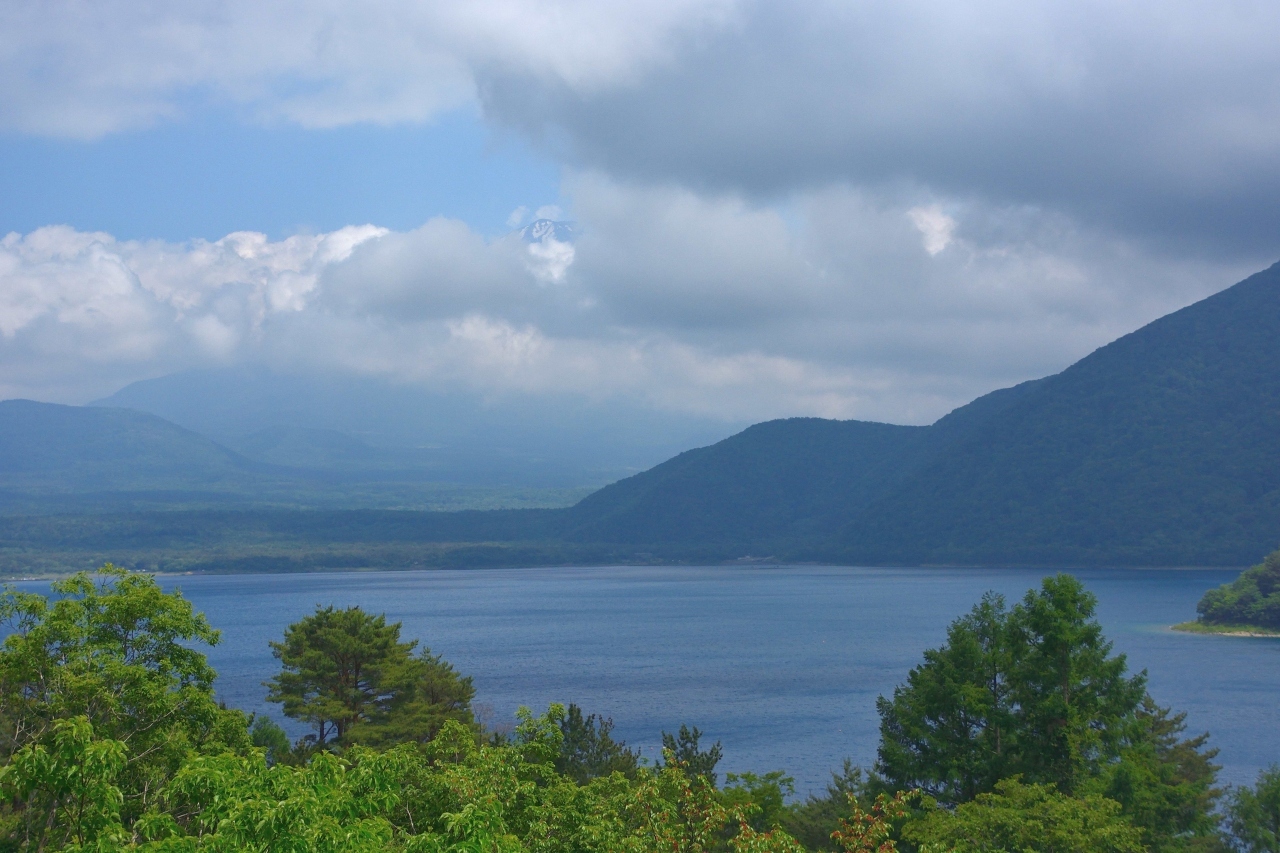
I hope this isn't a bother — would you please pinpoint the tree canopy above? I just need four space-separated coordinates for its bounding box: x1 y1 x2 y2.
0 566 1251 853
1195 548 1280 630
265 604 474 749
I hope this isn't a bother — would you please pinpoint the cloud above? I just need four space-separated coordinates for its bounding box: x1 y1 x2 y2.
0 0 735 137
0 177 1257 423
908 206 956 256
477 0 1280 256
8 0 1280 263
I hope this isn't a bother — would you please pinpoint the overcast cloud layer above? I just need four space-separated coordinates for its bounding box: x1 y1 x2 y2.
2 0 1277 424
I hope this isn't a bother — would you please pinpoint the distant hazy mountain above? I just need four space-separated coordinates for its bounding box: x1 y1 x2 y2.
0 400 601 513
0 400 273 512
563 261 1280 565
93 369 740 489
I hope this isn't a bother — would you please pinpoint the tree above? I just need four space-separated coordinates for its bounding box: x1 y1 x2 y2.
1010 574 1148 791
347 649 476 749
876 575 1148 802
875 592 1017 803
1088 699 1225 852
904 778 1146 853
265 605 474 748
1227 766 1280 853
555 703 640 783
877 574 1224 852
782 761 872 851
660 724 723 786
1196 549 1280 629
0 567 249 836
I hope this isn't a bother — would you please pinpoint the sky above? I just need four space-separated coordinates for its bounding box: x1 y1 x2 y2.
2 0 1279 425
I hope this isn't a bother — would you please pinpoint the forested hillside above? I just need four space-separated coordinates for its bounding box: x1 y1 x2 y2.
561 261 1280 566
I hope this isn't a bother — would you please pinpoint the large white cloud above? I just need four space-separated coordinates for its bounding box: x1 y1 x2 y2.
0 177 1256 423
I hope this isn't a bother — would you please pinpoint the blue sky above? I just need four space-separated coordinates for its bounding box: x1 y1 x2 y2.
0 109 561 241
1 0 1277 423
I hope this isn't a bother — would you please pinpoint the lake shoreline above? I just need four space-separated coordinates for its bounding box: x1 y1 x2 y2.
1171 621 1280 638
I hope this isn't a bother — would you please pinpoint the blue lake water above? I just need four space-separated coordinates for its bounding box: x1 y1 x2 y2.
18 565 1277 795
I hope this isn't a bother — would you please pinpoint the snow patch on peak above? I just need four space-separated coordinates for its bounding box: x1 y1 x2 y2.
521 219 576 244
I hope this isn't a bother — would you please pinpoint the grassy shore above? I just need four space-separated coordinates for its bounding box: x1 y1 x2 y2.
1171 620 1280 637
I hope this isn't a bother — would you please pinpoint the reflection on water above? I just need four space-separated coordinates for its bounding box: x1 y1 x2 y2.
16 565 1274 795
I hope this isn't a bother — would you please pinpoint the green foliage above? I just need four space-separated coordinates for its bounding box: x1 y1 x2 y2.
1227 766 1280 853
878 574 1224 851
722 772 796 833
876 575 1147 802
0 570 1249 853
0 716 127 852
829 789 917 853
660 725 723 787
555 704 640 784
1196 549 1280 630
782 762 870 851
1086 699 1225 852
904 778 1146 853
249 715 292 765
266 605 474 748
0 567 250 835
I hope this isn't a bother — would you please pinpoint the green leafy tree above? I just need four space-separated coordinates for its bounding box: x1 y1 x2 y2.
875 592 1017 803
904 778 1146 853
249 715 293 766
0 716 126 852
1227 766 1280 853
1087 699 1225 852
555 703 640 784
876 574 1146 802
782 761 871 851
348 649 476 749
660 724 723 786
722 771 796 833
265 605 474 749
0 567 249 836
1197 549 1280 629
266 605 412 746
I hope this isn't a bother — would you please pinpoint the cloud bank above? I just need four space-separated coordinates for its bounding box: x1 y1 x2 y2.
3 0 1278 422
0 175 1254 423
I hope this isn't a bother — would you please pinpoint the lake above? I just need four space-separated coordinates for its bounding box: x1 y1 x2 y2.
19 565 1277 795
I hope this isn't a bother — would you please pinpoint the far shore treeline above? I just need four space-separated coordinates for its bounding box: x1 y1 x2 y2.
2 566 1279 852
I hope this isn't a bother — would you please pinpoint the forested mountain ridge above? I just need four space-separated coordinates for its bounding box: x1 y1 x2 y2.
563 261 1280 565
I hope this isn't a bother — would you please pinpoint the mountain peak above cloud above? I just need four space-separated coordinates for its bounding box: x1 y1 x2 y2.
520 219 576 244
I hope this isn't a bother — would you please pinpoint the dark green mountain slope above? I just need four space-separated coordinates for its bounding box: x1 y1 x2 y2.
562 418 924 546
561 378 1047 548
836 261 1280 565
565 262 1280 565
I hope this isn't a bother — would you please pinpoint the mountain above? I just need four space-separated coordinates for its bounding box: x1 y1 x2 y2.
520 219 575 243
94 369 738 489
562 262 1280 565
0 400 268 510
0 400 593 514
5 263 1278 569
